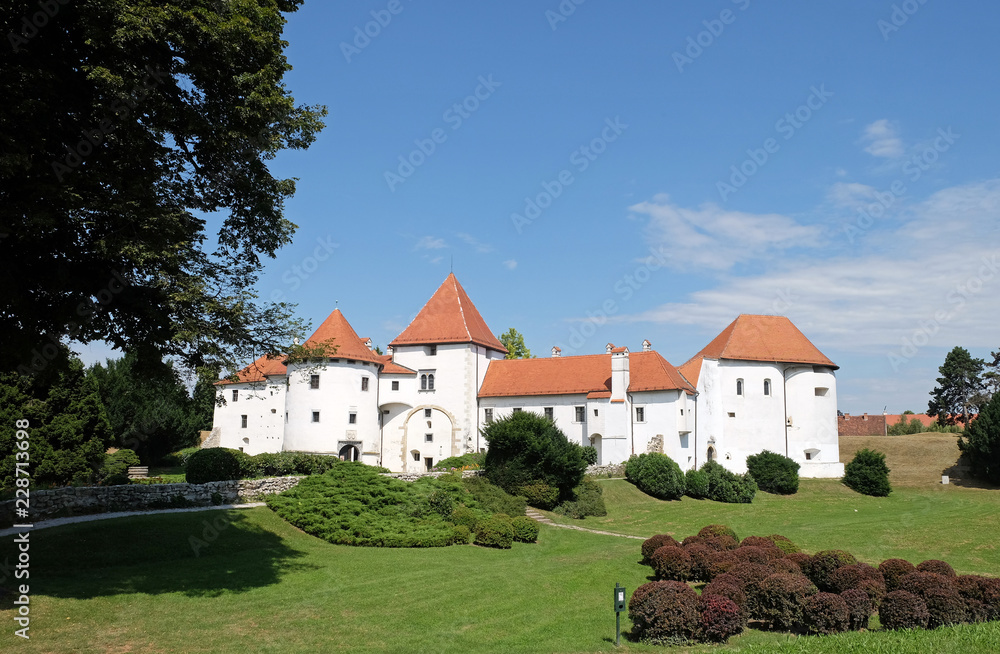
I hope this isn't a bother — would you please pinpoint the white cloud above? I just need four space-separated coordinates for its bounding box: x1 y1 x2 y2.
414 236 446 250
502 259 517 270
827 182 879 209
862 119 904 158
629 194 823 272
455 232 493 253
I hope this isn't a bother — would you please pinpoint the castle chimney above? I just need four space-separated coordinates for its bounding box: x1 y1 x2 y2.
642 339 651 352
611 347 630 401
606 343 614 354
551 346 561 358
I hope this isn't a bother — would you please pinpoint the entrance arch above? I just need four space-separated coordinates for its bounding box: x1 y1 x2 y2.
339 444 360 461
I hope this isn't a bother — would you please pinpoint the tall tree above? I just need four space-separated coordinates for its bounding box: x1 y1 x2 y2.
499 327 533 359
927 347 985 426
1 0 326 377
960 390 1000 483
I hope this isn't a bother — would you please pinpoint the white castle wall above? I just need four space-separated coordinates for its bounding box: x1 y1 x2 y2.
213 378 285 455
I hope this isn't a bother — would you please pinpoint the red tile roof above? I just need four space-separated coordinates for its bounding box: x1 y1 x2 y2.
379 355 417 375
390 274 507 353
479 351 695 398
302 309 384 365
216 354 287 385
679 315 837 387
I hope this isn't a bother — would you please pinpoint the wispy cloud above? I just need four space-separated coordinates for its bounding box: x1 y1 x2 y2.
629 194 823 272
502 259 517 270
414 236 447 250
456 232 494 253
862 119 904 158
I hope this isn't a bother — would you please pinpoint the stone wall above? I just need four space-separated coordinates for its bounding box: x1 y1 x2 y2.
586 463 626 478
380 470 481 483
838 413 887 437
0 476 302 524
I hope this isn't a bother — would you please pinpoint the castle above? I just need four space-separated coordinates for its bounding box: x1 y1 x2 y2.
210 274 844 477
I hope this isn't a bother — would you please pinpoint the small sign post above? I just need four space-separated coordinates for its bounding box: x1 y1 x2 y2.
613 582 626 646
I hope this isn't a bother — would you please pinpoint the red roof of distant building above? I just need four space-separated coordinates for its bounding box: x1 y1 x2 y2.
679 315 837 387
479 351 695 398
390 274 507 353
302 309 384 365
216 354 287 385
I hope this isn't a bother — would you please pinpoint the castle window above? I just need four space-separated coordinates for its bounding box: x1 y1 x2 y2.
424 408 432 418
312 411 320 423
241 415 247 428
425 433 433 442
420 371 436 391
412 451 420 461
349 412 357 424
815 387 829 396
484 408 493 423
736 379 744 396
544 407 553 421
513 408 522 413
575 406 585 422
764 379 771 396
428 345 437 356
361 377 369 392
310 374 319 389
594 408 599 417
635 407 645 423
232 390 239 402
392 380 399 391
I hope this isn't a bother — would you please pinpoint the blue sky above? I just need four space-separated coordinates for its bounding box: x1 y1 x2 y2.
80 1 1000 414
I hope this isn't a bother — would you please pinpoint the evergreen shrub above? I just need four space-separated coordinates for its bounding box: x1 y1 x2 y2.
745 450 800 494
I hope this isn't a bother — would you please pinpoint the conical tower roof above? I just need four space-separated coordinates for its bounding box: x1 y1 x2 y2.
302 309 383 364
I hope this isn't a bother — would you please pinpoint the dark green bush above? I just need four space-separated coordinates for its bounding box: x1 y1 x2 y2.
462 476 527 516
186 447 249 484
697 594 743 643
433 452 484 470
554 478 607 518
289 452 343 475
519 481 559 510
745 450 800 495
581 446 598 465
628 580 700 645
803 550 858 592
698 524 739 542
879 559 916 592
625 454 649 484
700 461 756 503
804 592 849 635
842 448 891 496
449 506 481 529
474 514 514 549
159 446 201 467
642 534 680 563
428 490 455 518
511 516 540 543
482 411 587 501
651 546 691 581
100 448 140 484
880 590 930 630
917 559 957 578
684 469 709 498
627 453 686 500
757 574 819 630
841 589 873 631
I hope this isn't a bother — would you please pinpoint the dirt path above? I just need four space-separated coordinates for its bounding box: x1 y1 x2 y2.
525 508 647 540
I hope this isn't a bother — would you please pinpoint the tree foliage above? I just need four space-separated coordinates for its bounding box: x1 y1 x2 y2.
481 411 586 501
842 448 891 497
0 0 326 377
960 389 1000 483
499 327 533 359
928 347 986 426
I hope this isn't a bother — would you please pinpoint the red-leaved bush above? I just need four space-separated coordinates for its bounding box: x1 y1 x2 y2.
878 558 916 592
628 581 699 644
757 574 819 630
684 543 713 582
840 589 873 631
769 558 802 575
829 563 887 607
879 590 930 630
642 534 679 563
803 550 858 592
732 545 774 565
698 594 743 643
916 559 956 578
804 592 850 635
704 551 739 581
651 546 691 581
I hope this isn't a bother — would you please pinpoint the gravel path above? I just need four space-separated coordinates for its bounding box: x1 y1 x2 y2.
525 509 647 540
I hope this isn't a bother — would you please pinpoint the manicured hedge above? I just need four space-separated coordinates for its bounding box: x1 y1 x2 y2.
880 590 930 630
651 546 691 581
642 534 680 563
186 447 250 484
879 558 917 592
185 448 345 483
510 516 540 543
698 594 743 642
684 469 709 498
803 550 858 592
804 592 849 635
628 581 700 645
701 461 757 503
840 588 873 631
746 450 800 495
758 573 818 630
843 448 892 496
626 453 686 500
553 478 607 518
474 514 514 549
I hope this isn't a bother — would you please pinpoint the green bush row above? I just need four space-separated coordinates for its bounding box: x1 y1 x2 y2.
626 456 757 504
185 448 350 484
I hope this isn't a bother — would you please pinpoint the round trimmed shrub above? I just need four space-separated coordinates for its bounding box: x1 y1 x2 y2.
630 453 686 500
473 515 514 549
698 524 739 542
450 506 481 529
746 449 800 495
840 589 873 631
628 580 700 645
767 534 801 555
785 552 812 568
953 575 1000 621
651 546 692 581
758 573 819 630
728 563 773 619
733 545 776 565
685 543 713 582
703 535 739 552
698 594 743 643
923 585 967 628
769 558 802 575
976 577 1000 620
684 469 709 499
642 534 680 563
681 535 704 548
741 535 778 550
804 592 850 635
879 559 916 592
185 447 250 484
916 560 956 578
803 550 858 592
518 482 560 510
829 563 887 606
510 516 540 543
451 525 472 544
880 590 930 630
703 579 747 613
896 571 954 600
704 551 739 581
842 448 891 496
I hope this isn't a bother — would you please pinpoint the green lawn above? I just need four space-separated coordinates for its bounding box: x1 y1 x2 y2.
2 481 999 652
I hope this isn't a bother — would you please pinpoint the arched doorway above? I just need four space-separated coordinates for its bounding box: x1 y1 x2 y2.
707 446 716 463
339 444 360 461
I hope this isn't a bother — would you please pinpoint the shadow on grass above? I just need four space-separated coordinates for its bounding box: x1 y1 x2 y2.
942 456 1000 490
0 509 316 601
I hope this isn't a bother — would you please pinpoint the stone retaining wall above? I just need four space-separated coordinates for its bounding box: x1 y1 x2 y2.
0 476 302 524
380 470 481 483
586 463 626 478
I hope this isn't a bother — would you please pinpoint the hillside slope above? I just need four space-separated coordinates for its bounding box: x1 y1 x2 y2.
839 433 997 489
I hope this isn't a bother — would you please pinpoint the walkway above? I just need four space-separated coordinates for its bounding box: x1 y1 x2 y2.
524 508 647 540
0 503 266 538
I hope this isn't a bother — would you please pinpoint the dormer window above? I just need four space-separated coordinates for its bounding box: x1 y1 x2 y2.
428 345 437 356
